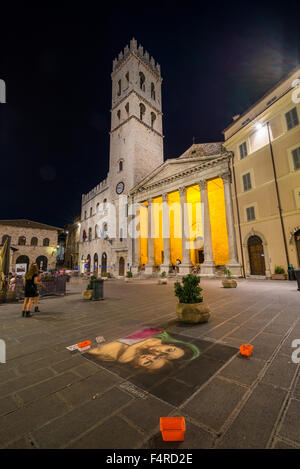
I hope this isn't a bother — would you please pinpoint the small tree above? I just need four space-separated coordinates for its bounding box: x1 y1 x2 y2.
174 274 203 304
126 271 133 278
224 268 232 278
274 266 285 274
87 275 97 290
161 271 167 278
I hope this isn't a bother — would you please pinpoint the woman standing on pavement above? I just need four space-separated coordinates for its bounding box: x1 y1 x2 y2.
22 264 43 317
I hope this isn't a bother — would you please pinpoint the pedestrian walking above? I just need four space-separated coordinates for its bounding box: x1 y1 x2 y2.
22 264 43 318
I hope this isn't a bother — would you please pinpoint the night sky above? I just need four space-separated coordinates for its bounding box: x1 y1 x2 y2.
1 2 299 228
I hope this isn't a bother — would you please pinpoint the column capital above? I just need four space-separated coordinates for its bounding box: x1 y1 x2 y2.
178 186 186 196
220 171 231 184
199 179 207 191
161 192 168 202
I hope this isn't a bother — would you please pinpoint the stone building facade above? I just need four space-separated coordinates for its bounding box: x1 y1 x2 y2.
79 39 300 278
64 216 81 269
0 219 62 272
223 65 300 277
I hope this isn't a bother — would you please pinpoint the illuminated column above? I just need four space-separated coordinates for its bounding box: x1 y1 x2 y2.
222 172 242 277
160 192 171 273
145 198 154 275
179 186 192 275
199 180 215 276
130 199 140 276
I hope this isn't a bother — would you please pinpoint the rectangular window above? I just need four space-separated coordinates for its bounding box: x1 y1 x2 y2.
239 141 248 159
285 107 299 130
243 172 252 191
292 147 300 170
246 206 255 221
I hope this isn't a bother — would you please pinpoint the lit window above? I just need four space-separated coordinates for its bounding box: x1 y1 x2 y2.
239 141 248 159
285 107 299 130
292 147 300 170
243 173 252 191
246 206 255 221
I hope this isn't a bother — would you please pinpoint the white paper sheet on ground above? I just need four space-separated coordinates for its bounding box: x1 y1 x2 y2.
66 344 79 351
96 336 105 344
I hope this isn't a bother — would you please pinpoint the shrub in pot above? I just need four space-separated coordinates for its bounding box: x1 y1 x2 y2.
125 271 133 282
83 275 96 300
174 274 210 323
272 266 287 280
158 271 168 285
222 268 237 288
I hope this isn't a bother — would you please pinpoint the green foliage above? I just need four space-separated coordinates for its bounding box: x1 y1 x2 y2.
174 274 203 304
160 271 167 278
224 268 232 278
274 265 285 274
126 271 133 278
101 272 108 277
87 275 97 290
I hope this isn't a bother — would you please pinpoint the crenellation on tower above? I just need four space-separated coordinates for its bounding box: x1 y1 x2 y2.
112 38 161 77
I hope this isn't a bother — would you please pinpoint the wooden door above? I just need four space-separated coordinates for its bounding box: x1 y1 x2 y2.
248 236 266 275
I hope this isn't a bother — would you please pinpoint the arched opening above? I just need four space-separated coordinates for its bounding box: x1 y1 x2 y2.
248 235 266 275
93 253 98 273
117 109 121 120
139 103 146 121
95 225 98 239
86 254 91 273
36 255 48 271
139 72 145 91
43 238 50 246
16 255 30 271
18 236 26 246
151 82 155 100
117 79 121 96
295 229 300 267
119 160 123 172
101 252 107 276
90 207 93 217
31 237 38 246
119 257 125 276
1 235 9 244
88 227 92 241
125 102 129 116
151 112 156 129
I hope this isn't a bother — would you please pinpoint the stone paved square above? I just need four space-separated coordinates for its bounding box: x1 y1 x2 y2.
0 277 300 449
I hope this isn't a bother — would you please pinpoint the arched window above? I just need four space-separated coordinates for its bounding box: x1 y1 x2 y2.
43 238 50 246
117 109 121 120
139 72 145 91
103 199 107 210
119 160 123 172
36 255 48 271
85 211 87 220
96 203 100 213
125 72 129 86
18 236 26 246
125 102 129 116
31 237 38 246
93 253 98 272
102 223 108 238
90 207 93 217
117 79 121 96
1 235 9 244
151 83 156 100
95 225 98 238
120 228 123 242
139 103 146 121
88 227 92 242
151 112 156 129
101 252 107 276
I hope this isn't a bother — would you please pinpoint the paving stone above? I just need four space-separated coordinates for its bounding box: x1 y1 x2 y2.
217 383 287 448
66 415 144 449
32 387 133 448
251 332 283 361
0 395 19 416
272 438 300 449
226 325 258 341
50 355 83 373
261 355 297 389
16 371 79 404
278 399 300 443
71 361 101 378
183 377 247 432
219 356 265 386
0 367 55 397
120 395 174 432
58 369 122 407
0 394 68 447
150 378 195 407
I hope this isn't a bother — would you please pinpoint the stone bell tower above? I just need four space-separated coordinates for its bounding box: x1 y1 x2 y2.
108 38 164 202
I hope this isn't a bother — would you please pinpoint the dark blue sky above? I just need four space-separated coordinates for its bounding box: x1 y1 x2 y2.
0 1 299 227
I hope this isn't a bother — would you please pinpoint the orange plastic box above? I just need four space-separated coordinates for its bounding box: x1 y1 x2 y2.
240 344 253 357
160 417 186 441
77 340 91 350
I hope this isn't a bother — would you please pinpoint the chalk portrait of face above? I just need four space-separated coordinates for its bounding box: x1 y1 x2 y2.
87 329 200 374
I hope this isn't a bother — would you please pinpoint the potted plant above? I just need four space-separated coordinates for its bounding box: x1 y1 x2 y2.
125 271 133 283
158 271 168 285
174 274 210 323
222 268 237 288
271 266 287 280
83 275 96 300
101 271 108 280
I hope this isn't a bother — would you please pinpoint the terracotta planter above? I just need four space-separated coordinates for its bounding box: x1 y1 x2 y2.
271 274 287 280
176 302 210 323
222 278 237 288
83 289 93 300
